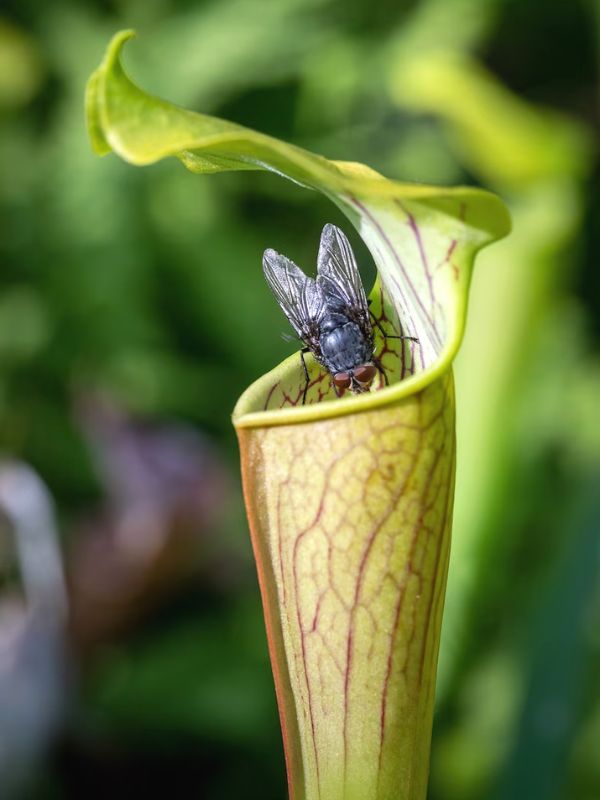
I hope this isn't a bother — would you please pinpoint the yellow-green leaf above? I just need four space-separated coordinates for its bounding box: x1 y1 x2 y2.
86 30 510 800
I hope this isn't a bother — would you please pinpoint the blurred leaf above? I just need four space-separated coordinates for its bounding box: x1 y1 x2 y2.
87 599 275 744
389 50 591 188
0 288 51 365
387 0 500 57
494 469 600 800
121 0 333 110
0 19 43 109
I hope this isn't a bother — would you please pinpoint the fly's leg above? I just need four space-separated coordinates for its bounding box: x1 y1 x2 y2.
367 302 417 388
369 310 417 342
300 347 311 405
371 313 417 385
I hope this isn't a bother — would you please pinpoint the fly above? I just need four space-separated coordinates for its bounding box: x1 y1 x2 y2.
263 223 416 404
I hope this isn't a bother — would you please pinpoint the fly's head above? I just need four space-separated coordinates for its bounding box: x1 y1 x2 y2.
332 363 377 395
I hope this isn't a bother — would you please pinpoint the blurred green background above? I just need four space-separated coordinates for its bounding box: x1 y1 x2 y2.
0 0 599 798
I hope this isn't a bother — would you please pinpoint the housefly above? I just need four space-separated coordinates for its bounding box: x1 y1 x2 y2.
263 223 416 403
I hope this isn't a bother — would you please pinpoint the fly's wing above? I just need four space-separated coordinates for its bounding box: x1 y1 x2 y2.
316 224 371 333
263 249 326 350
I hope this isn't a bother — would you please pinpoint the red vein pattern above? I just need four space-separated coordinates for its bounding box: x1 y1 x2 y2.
343 195 469 374
238 373 455 800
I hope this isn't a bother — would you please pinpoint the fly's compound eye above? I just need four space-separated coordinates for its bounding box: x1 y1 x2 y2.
353 364 377 385
333 372 352 389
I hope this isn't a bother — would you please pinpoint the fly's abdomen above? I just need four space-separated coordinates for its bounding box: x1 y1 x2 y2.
319 319 372 373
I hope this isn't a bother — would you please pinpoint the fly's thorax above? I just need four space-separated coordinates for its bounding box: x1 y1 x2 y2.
319 316 373 373
319 312 348 334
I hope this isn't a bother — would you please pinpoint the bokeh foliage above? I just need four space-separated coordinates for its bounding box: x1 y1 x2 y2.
0 1 598 799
